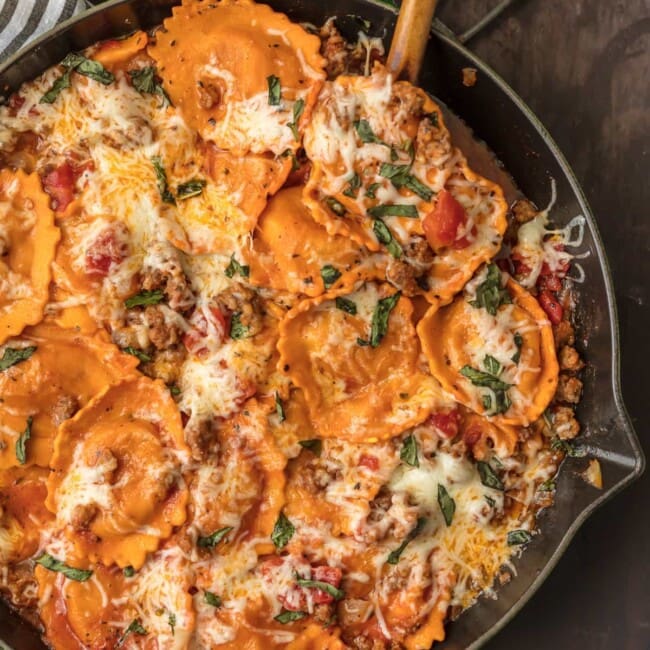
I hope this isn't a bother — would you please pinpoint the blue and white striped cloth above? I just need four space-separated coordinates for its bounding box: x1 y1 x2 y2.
0 0 86 63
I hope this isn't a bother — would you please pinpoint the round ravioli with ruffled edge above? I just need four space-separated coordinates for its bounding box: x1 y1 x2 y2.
148 0 325 156
0 323 139 469
0 169 60 344
277 282 445 442
417 265 559 426
303 66 507 303
189 400 286 556
46 376 190 569
246 186 379 297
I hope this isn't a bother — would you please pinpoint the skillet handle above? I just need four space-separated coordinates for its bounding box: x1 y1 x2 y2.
386 0 438 82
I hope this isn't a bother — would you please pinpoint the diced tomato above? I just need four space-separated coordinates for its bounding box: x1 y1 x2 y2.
308 566 343 605
183 305 229 356
422 189 468 251
428 410 461 439
462 422 483 447
85 226 128 278
537 273 562 292
511 252 532 277
358 454 379 471
538 290 563 325
42 162 76 212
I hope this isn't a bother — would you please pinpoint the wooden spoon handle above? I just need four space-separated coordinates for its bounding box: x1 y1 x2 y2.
386 0 439 83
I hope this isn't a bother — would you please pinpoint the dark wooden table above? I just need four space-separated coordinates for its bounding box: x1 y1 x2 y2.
437 0 650 647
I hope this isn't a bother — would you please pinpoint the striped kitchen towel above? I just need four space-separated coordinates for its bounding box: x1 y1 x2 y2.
0 0 86 63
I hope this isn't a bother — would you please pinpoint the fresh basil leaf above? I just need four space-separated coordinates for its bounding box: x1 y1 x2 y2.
128 66 170 107
15 416 32 465
168 612 176 635
459 366 511 391
275 392 286 422
477 461 504 491
0 346 36 371
225 255 250 279
197 526 233 549
281 148 300 171
437 484 456 526
482 394 492 411
468 264 511 315
354 119 387 146
507 529 533 546
368 204 418 218
299 439 322 456
342 172 361 198
550 437 586 458
123 565 135 578
35 553 92 581
73 56 115 85
324 196 346 216
365 182 381 199
288 98 305 140
538 478 556 492
485 494 496 507
512 332 523 364
373 219 402 259
123 347 151 364
483 354 502 376
335 297 357 315
379 163 433 201
400 434 419 467
321 265 341 289
177 178 206 200
204 591 222 607
367 291 401 348
387 517 427 564
271 512 295 549
169 384 181 396
229 312 249 340
274 610 307 624
267 75 281 105
117 619 147 647
124 289 164 309
296 579 344 601
151 156 176 205
40 69 73 103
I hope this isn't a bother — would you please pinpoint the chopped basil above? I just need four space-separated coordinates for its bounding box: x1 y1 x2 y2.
128 66 170 107
117 619 147 647
512 332 523 364
485 495 496 507
267 75 281 105
342 172 361 198
123 565 135 577
354 119 386 146
124 289 164 309
35 553 92 581
296 579 344 601
468 264 511 315
335 296 357 315
275 392 286 422
482 394 493 411
387 517 427 564
288 98 305 140
197 526 233 549
229 312 249 340
367 291 401 348
477 460 504 491
224 255 250 279
204 591 222 607
63 53 114 85
321 265 341 289
177 178 207 200
0 346 36 371
538 478 556 492
123 347 151 364
373 219 402 258
40 69 73 103
379 163 433 201
324 196 346 216
15 416 32 465
275 610 307 624
168 612 176 635
437 484 456 526
507 529 533 546
400 434 419 467
389 146 399 161
271 512 295 549
550 437 586 458
483 354 502 376
459 363 512 415
365 182 381 199
368 204 418 219
151 156 176 205
169 384 181 396
282 148 300 171
299 439 322 456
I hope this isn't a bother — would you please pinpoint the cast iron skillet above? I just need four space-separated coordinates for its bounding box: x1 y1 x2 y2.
0 1 643 648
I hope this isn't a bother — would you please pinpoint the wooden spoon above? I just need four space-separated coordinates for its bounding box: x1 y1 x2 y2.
386 0 439 83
